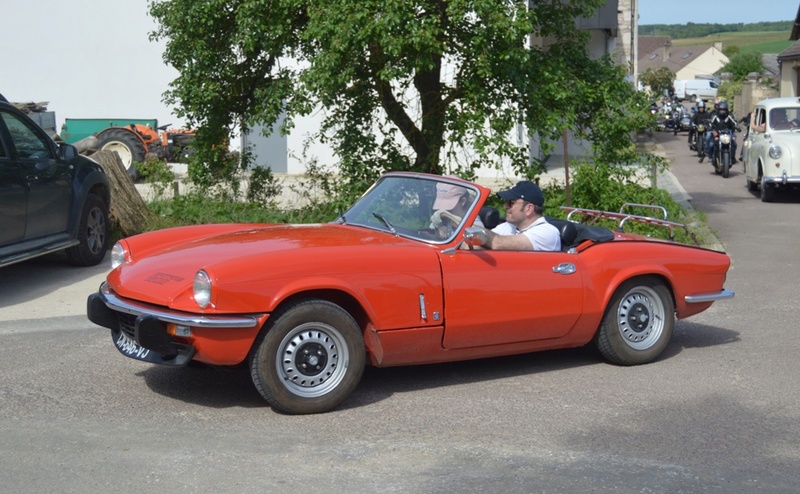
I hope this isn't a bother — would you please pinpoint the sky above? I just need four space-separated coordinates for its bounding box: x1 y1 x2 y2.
638 0 796 25
1 1 797 133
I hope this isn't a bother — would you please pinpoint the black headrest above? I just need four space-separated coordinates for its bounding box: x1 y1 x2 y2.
545 217 577 250
479 206 501 230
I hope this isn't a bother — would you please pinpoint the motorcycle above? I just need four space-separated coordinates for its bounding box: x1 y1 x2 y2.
673 106 692 135
692 122 707 159
711 128 735 178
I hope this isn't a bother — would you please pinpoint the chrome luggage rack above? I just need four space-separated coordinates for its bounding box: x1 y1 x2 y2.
562 203 690 242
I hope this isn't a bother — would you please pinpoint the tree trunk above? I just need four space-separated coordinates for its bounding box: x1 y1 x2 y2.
90 150 156 237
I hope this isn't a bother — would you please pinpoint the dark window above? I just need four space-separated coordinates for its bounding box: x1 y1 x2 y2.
0 110 51 159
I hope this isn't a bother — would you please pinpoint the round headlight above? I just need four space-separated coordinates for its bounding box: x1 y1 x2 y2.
769 145 782 159
193 270 212 309
110 242 128 269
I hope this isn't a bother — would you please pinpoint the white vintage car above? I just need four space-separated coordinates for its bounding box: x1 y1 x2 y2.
743 97 800 202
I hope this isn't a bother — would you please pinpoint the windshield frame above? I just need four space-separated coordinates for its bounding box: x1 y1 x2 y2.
338 173 485 245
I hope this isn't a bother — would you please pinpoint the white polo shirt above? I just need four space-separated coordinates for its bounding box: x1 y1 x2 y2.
492 216 561 251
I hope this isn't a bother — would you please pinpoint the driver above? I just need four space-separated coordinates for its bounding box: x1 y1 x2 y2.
474 181 560 251
769 108 797 131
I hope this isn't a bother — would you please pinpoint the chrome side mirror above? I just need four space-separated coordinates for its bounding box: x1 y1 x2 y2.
463 227 488 247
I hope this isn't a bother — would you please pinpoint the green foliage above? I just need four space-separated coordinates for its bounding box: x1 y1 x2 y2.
541 160 694 243
722 45 740 57
246 166 283 206
640 21 792 39
717 81 744 113
149 0 649 191
720 52 765 81
137 155 176 199
640 66 676 97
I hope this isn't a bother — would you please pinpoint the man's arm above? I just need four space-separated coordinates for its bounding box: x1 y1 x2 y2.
482 228 534 251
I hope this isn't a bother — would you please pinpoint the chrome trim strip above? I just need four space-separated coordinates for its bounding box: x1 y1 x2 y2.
98 283 262 328
684 289 735 304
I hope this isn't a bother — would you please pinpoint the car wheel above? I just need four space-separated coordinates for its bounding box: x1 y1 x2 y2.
250 299 365 414
760 177 775 203
594 277 675 366
65 193 110 266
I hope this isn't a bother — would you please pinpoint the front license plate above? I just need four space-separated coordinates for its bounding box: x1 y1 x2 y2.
114 331 152 360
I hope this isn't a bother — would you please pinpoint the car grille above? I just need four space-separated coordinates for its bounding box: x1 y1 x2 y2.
116 312 138 339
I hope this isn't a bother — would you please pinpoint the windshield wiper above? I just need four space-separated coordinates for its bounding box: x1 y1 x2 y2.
372 212 397 235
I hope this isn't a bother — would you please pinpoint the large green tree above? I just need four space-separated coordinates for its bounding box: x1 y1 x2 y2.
149 0 648 191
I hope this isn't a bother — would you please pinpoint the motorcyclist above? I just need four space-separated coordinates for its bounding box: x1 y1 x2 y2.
702 101 737 164
688 100 709 150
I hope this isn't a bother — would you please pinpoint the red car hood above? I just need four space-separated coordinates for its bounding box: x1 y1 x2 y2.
108 223 440 311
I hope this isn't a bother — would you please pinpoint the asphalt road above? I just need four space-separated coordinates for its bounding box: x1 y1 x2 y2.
1 140 799 492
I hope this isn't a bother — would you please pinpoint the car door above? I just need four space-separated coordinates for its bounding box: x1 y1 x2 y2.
0 127 26 246
0 108 72 240
745 107 767 180
438 249 584 349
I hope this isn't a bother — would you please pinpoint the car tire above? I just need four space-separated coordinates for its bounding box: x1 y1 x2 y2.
65 193 110 266
594 277 675 366
760 178 775 203
250 299 365 414
746 176 758 192
97 128 146 181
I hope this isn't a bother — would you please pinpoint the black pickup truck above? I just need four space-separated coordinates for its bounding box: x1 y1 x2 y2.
0 95 110 267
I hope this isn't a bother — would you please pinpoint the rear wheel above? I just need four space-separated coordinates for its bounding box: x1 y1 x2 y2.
65 193 109 266
250 299 365 414
595 277 675 366
97 128 145 181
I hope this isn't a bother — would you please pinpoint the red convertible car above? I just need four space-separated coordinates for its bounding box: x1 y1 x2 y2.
87 172 733 414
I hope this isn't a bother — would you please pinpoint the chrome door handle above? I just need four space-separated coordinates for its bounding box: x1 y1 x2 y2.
552 263 576 275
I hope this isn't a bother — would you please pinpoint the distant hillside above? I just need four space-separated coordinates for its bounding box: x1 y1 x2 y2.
640 21 792 39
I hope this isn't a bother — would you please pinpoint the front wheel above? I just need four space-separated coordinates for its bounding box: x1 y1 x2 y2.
250 299 365 414
722 149 730 178
594 277 675 366
761 177 775 203
65 193 109 266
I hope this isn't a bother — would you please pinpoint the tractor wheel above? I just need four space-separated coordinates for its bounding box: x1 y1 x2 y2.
97 128 146 181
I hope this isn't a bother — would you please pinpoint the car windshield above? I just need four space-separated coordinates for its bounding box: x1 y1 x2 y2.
339 175 481 244
769 107 800 131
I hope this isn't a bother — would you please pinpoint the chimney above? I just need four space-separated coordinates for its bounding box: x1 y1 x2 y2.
662 39 672 62
714 41 722 51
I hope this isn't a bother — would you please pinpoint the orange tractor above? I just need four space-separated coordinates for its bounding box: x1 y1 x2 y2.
61 118 195 180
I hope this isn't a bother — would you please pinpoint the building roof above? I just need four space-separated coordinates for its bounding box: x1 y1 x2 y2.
638 44 718 75
638 36 671 61
778 38 800 60
791 3 800 40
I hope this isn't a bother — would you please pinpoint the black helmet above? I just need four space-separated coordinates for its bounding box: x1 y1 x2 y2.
717 101 728 116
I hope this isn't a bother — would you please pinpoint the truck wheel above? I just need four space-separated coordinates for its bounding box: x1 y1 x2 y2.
97 128 146 180
250 299 365 414
65 193 109 266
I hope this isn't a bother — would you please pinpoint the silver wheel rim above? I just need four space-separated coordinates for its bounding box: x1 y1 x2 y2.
615 286 666 350
102 141 133 170
276 322 349 398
